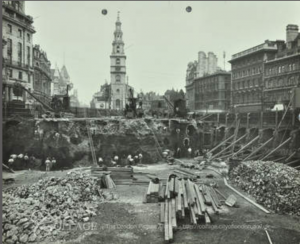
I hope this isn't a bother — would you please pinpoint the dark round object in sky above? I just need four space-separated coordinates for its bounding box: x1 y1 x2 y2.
186 6 192 13
102 9 108 15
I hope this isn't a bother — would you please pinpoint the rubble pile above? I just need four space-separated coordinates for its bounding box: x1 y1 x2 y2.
229 161 300 215
2 172 114 243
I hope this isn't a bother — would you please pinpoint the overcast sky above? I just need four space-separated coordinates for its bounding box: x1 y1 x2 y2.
26 1 300 104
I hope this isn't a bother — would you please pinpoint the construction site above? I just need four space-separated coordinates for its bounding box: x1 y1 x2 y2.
2 1 300 244
2 105 300 244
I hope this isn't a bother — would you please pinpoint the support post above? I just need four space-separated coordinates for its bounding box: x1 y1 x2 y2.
232 135 260 157
261 137 292 161
243 137 273 161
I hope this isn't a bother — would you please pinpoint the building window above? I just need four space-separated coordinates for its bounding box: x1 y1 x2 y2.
27 46 30 65
293 64 296 70
116 89 120 93
18 29 22 38
7 38 12 59
27 33 30 42
116 58 120 65
7 24 12 34
8 69 12 78
19 72 23 80
116 75 121 82
116 46 120 53
278 67 281 73
18 42 22 64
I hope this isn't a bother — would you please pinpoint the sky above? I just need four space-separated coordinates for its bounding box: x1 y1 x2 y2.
26 1 300 105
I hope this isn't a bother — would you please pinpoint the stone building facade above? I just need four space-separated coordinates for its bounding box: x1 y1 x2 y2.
263 25 300 110
2 1 35 104
32 45 52 106
194 71 231 112
229 41 278 113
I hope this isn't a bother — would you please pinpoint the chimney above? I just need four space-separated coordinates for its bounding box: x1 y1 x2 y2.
286 24 299 43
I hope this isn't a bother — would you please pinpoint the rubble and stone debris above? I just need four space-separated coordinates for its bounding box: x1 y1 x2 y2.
2 171 115 243
229 161 300 215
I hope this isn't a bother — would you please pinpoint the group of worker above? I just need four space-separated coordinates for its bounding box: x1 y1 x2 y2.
98 153 143 167
45 157 57 172
8 153 30 169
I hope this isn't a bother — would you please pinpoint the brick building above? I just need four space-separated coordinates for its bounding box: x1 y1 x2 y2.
229 41 278 113
263 25 300 110
194 71 231 112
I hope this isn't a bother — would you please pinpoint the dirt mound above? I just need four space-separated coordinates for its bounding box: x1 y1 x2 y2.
2 171 116 243
229 161 300 215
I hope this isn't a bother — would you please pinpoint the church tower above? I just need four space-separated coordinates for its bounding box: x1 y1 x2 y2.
110 12 127 110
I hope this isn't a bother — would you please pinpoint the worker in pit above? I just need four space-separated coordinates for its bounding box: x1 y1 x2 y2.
176 147 181 158
8 157 14 168
138 153 143 164
24 153 29 169
127 155 133 165
134 155 139 165
98 157 104 166
113 155 119 165
188 147 192 158
51 157 56 170
45 157 51 172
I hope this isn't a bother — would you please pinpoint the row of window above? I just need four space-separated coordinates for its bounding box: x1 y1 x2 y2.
6 24 31 42
7 68 27 81
265 76 299 89
232 66 262 79
265 63 297 76
234 92 261 104
264 92 291 102
231 55 263 69
6 38 31 65
232 78 261 90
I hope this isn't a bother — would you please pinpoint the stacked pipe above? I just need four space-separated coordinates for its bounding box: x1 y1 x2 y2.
159 176 223 242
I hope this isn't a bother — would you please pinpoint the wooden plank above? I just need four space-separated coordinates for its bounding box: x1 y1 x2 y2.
177 188 182 212
171 198 177 228
181 197 185 217
160 203 165 223
164 199 169 241
204 211 211 225
194 185 206 213
168 199 173 241
182 180 188 209
174 177 179 196
210 187 221 207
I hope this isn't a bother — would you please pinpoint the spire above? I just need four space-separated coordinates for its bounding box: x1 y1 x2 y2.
117 11 120 22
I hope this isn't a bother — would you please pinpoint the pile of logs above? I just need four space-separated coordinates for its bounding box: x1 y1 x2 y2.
229 160 300 215
157 176 223 242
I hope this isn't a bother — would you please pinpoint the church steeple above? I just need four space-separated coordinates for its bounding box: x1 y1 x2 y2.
110 12 127 110
112 11 124 53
